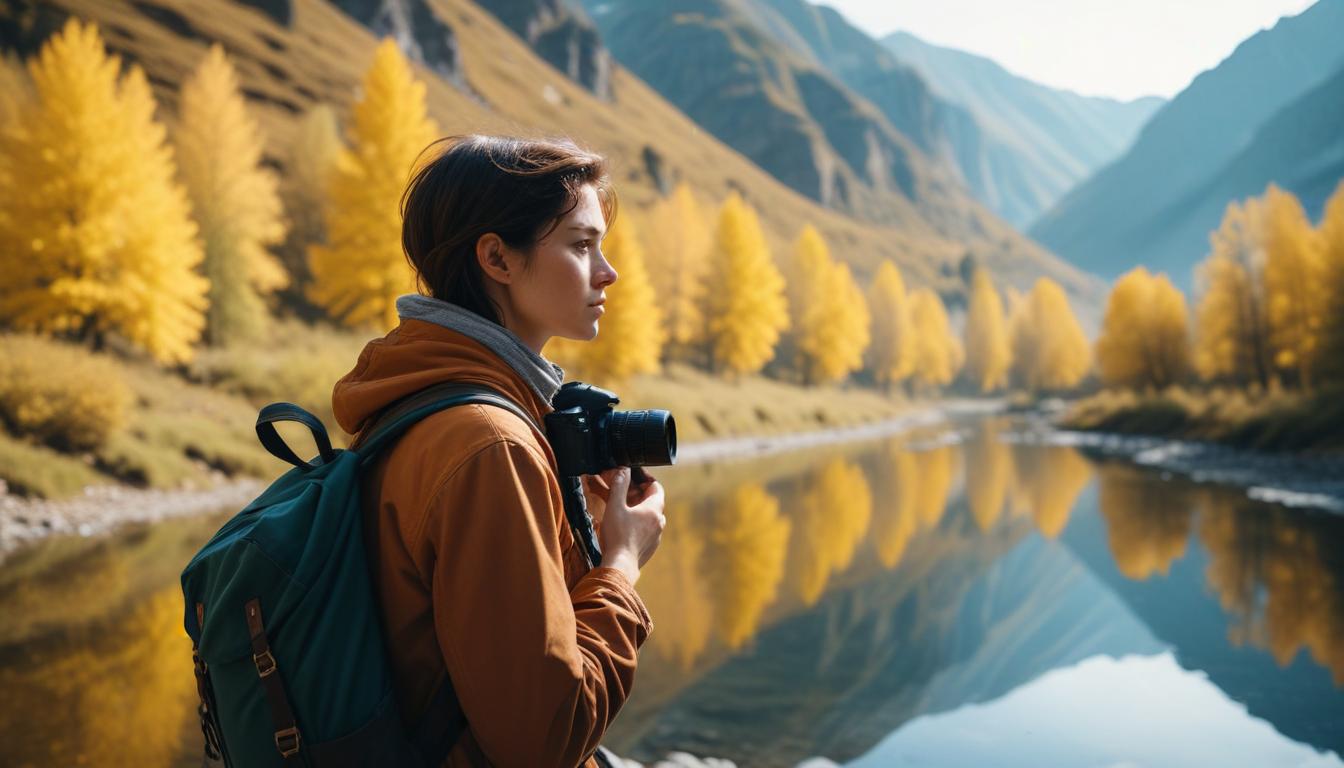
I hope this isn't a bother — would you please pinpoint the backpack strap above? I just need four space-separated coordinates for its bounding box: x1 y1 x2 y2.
350 382 543 463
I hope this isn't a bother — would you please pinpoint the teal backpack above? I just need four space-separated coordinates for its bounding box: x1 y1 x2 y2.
181 383 538 766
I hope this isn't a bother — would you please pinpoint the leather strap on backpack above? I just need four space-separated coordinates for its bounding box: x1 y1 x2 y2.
244 598 304 764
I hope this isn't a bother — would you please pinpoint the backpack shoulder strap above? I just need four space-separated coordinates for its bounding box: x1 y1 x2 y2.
350 382 542 464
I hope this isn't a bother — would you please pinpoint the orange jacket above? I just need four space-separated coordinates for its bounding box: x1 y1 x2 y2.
332 318 652 767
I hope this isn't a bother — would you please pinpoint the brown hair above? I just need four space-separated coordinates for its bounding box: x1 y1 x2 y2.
400 135 617 325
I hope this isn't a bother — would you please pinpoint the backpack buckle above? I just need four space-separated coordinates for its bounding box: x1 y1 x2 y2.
253 649 277 678
275 726 301 756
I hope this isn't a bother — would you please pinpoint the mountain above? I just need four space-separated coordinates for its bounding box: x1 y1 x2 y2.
578 0 1099 300
1029 0 1344 286
473 0 612 98
882 31 1163 229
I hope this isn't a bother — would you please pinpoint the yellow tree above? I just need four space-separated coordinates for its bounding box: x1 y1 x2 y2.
1261 184 1326 389
1193 199 1273 387
701 192 789 376
709 483 791 649
558 214 664 382
867 260 915 391
176 44 287 345
0 20 207 363
279 104 343 306
1095 267 1191 389
643 182 710 352
909 287 958 390
308 39 437 329
788 226 869 384
1318 181 1344 385
963 268 1012 392
1009 278 1091 392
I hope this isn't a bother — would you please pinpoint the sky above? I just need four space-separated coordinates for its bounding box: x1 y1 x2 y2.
822 0 1319 101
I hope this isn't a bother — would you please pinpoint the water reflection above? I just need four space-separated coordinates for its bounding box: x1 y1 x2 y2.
2 416 1343 766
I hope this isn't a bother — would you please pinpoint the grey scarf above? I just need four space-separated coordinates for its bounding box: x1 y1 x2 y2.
395 293 565 404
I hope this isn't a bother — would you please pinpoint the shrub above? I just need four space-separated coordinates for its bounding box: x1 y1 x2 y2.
0 335 132 451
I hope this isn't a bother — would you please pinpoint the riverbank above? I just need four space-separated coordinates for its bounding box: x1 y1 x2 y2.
0 399 948 563
1061 386 1344 454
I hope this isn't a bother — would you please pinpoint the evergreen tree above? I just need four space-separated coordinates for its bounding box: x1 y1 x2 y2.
558 214 664 383
643 182 709 351
1194 199 1273 387
1096 267 1190 389
701 193 789 377
176 44 287 345
867 260 915 392
909 288 958 390
1009 278 1091 392
308 39 438 329
0 20 207 363
963 268 1012 392
1261 184 1326 389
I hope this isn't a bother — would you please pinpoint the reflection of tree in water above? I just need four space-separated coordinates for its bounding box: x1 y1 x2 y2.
1097 464 1193 579
635 500 714 670
789 458 873 605
965 422 1012 532
1198 496 1344 684
708 483 792 649
913 445 955 531
870 445 920 568
1010 444 1091 538
0 586 197 766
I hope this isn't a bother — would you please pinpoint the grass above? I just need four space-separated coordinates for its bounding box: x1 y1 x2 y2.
1 328 915 500
1062 385 1344 453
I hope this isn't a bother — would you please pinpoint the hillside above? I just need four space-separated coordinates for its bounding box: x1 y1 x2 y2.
1029 0 1344 285
883 31 1163 229
0 0 1097 301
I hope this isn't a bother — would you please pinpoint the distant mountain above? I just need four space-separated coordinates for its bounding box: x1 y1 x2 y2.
580 0 1101 300
1030 0 1344 286
882 31 1164 228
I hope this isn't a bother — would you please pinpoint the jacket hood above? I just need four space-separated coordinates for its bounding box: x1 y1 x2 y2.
332 319 552 437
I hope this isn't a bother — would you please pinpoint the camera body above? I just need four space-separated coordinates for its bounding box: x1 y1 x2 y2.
544 382 676 477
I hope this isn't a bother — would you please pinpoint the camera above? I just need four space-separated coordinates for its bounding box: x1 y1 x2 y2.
544 381 677 477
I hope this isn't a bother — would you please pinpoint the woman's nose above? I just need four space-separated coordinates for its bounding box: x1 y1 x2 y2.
594 250 618 287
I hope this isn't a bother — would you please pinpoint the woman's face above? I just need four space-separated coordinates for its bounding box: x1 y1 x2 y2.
503 184 617 352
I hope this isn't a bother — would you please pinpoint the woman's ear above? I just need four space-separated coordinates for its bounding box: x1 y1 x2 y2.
476 233 513 284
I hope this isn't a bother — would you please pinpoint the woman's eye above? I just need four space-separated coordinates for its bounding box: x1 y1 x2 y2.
575 240 592 252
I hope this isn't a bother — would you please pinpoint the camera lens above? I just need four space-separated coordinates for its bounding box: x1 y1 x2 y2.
607 409 676 468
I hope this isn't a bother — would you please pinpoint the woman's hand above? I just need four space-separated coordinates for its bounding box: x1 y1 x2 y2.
596 467 665 586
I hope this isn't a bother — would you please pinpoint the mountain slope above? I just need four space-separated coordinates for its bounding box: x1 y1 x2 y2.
1029 0 1344 284
883 31 1163 228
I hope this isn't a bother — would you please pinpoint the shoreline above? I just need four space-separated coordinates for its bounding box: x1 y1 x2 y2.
1033 422 1344 514
0 406 951 565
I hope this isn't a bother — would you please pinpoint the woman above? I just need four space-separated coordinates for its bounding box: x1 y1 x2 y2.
331 135 666 767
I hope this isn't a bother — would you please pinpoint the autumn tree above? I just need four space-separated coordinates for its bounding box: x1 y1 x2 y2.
867 260 915 392
643 182 710 353
1318 181 1344 385
1009 278 1091 392
701 193 789 376
0 20 207 363
1193 199 1274 387
278 104 343 312
963 268 1012 392
708 483 791 649
176 44 287 345
1261 184 1326 389
1095 267 1190 389
547 214 664 382
787 226 869 384
308 39 437 329
908 288 960 390
790 458 872 605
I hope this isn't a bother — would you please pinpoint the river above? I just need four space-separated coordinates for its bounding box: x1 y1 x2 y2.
1 411 1341 767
